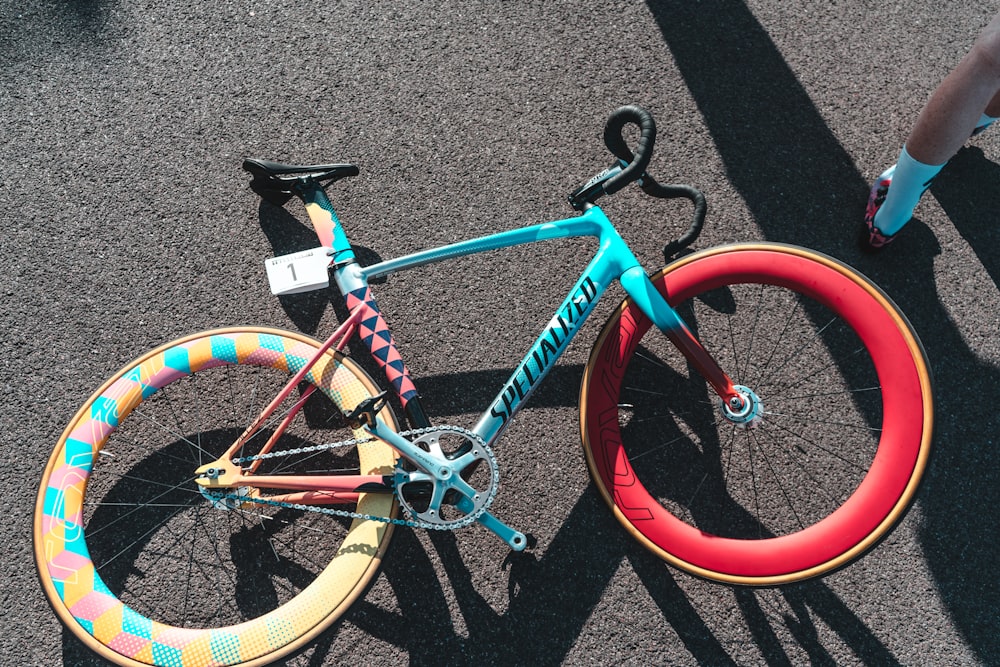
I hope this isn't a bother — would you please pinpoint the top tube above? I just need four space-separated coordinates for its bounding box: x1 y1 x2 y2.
296 175 739 440
320 204 649 447
296 173 645 296
359 207 634 282
296 173 639 281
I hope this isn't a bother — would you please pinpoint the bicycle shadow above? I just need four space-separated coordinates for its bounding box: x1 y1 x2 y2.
647 0 999 662
246 244 919 661
321 393 901 666
244 3 1000 661
59 426 358 666
409 348 895 666
329 461 743 666
57 366 905 667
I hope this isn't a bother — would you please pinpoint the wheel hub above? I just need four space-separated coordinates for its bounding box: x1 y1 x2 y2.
720 385 764 428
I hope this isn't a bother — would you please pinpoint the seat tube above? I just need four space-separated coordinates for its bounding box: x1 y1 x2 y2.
619 266 742 406
297 180 356 263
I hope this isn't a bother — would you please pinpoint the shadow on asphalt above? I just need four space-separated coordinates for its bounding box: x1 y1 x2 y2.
240 3 1000 661
933 146 1000 289
321 470 905 666
58 1 998 664
332 490 746 666
647 0 999 663
2 0 113 61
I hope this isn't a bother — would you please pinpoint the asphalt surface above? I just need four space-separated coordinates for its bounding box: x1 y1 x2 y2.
3 1 999 665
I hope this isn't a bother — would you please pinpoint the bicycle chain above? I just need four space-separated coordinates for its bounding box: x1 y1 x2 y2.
211 425 497 532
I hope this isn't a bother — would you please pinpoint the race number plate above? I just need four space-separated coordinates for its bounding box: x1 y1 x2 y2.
264 247 331 295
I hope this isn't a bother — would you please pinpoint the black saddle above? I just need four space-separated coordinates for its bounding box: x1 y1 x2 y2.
242 158 359 205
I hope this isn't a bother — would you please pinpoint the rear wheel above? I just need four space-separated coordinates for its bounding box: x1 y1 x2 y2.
581 244 933 585
35 327 399 666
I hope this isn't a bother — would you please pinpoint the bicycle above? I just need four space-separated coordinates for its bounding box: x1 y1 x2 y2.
34 106 933 667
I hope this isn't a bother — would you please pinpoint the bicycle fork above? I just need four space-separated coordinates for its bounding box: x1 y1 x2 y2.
619 266 758 422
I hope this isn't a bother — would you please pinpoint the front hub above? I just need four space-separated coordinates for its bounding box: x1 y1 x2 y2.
720 385 764 428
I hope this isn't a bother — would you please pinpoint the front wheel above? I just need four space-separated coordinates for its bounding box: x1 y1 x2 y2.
580 244 933 585
35 327 399 666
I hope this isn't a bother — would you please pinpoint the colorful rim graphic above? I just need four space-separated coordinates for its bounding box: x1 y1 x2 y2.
580 244 933 585
35 328 398 666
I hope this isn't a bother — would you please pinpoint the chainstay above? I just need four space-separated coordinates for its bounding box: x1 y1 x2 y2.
205 488 433 529
218 425 496 532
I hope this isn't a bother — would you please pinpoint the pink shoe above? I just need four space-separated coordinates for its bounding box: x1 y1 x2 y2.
861 166 898 252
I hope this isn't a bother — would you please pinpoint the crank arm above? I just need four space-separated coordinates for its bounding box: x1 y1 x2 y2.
477 510 529 551
453 494 527 551
365 419 452 480
368 419 527 550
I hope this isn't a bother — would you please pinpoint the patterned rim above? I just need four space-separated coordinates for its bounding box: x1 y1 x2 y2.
35 328 397 666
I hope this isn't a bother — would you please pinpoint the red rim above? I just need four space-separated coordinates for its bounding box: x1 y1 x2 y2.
582 246 931 582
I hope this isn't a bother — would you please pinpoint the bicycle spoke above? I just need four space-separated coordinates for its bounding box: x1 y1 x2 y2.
755 425 852 512
582 245 929 584
764 410 881 434
130 404 217 462
758 417 875 471
85 475 202 540
59 343 388 634
755 316 838 391
605 275 886 540
94 500 190 570
774 385 882 401
749 428 805 533
773 345 869 396
747 291 804 391
739 283 765 382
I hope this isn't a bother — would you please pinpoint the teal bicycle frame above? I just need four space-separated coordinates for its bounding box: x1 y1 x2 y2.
302 185 743 451
271 183 741 549
233 106 745 551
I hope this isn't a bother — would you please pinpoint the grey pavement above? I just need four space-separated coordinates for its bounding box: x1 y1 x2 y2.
3 1 998 665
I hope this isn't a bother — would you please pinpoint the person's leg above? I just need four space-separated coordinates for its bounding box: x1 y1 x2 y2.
972 88 1000 134
864 13 1000 250
906 14 1000 164
986 88 1000 117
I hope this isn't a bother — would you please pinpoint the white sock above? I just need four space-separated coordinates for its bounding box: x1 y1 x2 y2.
874 145 945 236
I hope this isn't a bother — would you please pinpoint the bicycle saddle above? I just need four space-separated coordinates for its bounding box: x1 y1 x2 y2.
243 158 359 205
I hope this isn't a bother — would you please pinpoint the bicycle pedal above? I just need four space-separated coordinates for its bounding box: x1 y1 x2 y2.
343 391 389 429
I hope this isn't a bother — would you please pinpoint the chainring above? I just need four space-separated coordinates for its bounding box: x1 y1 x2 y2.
393 426 499 530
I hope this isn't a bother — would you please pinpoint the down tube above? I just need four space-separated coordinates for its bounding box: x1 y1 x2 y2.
472 253 622 447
